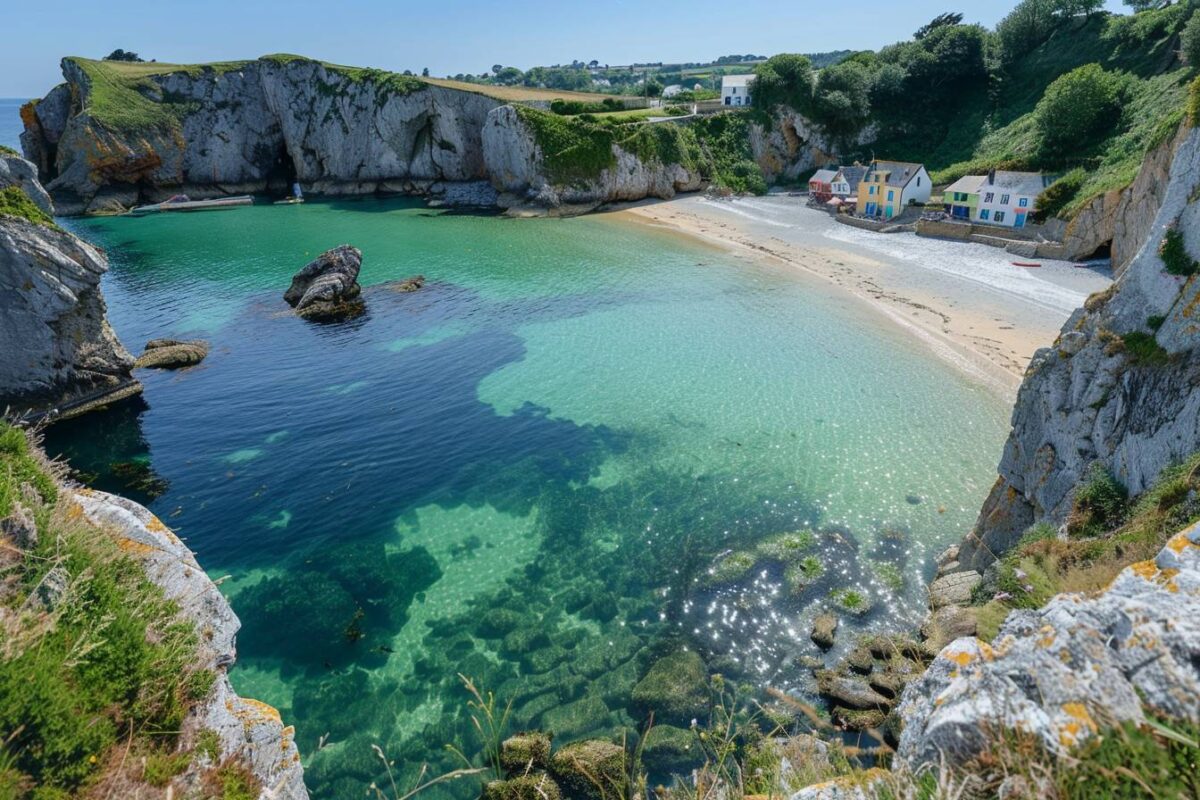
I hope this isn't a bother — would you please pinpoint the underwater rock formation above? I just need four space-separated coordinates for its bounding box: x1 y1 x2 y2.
134 338 210 369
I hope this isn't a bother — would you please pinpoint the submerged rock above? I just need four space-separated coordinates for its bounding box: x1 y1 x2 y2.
483 774 562 800
389 275 425 293
810 612 838 649
630 649 709 725
549 740 625 800
134 338 209 369
284 244 364 321
641 724 702 772
500 732 552 776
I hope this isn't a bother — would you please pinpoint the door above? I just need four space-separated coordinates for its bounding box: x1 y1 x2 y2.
865 203 876 217
1015 213 1026 228
885 206 893 219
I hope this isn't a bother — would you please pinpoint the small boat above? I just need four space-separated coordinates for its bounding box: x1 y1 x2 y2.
1012 261 1042 268
129 194 253 216
274 196 305 205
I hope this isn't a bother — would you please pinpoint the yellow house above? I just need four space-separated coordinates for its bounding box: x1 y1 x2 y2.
855 160 932 219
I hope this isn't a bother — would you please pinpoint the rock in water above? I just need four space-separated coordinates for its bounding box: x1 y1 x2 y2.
811 612 839 649
390 275 425 293
284 244 364 321
0 152 139 419
135 339 209 369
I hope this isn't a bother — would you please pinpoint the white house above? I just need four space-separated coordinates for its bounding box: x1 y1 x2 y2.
830 165 868 200
974 170 1055 228
721 75 755 107
662 84 684 98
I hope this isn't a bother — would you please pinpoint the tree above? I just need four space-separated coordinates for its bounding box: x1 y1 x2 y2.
645 79 664 97
1035 63 1123 159
421 67 430 77
812 61 872 137
494 66 524 85
997 0 1058 62
915 12 965 40
491 64 503 75
750 53 815 113
1122 0 1168 10
103 49 144 62
1183 10 1200 65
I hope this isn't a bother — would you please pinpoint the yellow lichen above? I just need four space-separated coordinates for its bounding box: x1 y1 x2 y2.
946 649 973 666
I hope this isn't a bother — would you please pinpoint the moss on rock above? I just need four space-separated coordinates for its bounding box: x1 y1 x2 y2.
549 740 626 800
630 650 708 725
500 732 553 776
483 773 563 800
641 724 701 773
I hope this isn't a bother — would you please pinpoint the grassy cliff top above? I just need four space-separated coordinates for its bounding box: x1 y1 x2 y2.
0 186 59 230
62 55 623 128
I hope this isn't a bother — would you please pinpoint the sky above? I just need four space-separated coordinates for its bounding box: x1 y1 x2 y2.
2 0 1129 98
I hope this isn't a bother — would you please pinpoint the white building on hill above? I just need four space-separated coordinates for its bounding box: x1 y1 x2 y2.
721 75 754 107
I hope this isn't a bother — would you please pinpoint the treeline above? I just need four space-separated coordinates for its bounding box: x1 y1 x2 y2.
752 0 1200 174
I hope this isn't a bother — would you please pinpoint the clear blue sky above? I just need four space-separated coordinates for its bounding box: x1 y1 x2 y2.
2 0 1128 97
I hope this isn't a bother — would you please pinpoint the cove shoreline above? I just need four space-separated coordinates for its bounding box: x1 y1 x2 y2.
607 193 1113 401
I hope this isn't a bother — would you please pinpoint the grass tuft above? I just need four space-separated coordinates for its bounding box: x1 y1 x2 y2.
0 186 59 231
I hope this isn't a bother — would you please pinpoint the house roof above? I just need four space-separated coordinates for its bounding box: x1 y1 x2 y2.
870 160 926 189
943 175 987 196
984 170 1056 196
810 169 838 184
722 74 755 89
833 165 868 190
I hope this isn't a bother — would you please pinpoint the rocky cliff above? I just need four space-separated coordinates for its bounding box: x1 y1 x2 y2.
74 488 309 799
0 153 139 418
22 56 505 215
959 121 1200 572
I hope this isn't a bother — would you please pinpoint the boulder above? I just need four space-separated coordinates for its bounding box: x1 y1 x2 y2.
641 724 702 773
0 501 38 550
897 524 1200 772
815 671 891 711
810 612 838 650
549 740 626 800
389 275 425 293
500 732 553 776
483 773 562 800
134 339 209 369
629 649 709 725
920 605 979 655
284 244 364 321
926 571 981 609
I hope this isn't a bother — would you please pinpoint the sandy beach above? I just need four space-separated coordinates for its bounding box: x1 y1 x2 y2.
616 193 1112 399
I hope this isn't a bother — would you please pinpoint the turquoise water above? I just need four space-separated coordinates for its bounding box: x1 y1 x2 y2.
42 198 1009 797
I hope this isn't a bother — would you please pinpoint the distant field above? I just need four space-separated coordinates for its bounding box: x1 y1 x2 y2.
421 77 622 102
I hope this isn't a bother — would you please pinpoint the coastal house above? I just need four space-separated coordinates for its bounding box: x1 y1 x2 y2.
830 165 867 200
856 160 932 219
975 170 1055 228
808 169 838 203
721 75 754 107
942 175 986 220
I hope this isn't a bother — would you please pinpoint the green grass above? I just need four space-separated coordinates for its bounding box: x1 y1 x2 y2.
1121 331 1171 366
1160 228 1199 276
0 145 18 157
0 186 59 231
514 106 619 185
0 423 216 795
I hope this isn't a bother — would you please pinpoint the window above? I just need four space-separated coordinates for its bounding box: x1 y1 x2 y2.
985 192 994 203
1019 197 1029 208
887 190 894 201
1000 194 1010 205
995 211 1006 223
917 176 922 186
731 87 737 94
869 186 875 196
980 209 990 221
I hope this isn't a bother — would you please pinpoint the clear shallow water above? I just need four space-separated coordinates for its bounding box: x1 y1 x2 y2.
42 198 1010 796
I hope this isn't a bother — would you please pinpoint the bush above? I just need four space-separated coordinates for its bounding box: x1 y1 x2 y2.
1159 227 1199 276
1067 463 1128 537
751 54 814 113
1035 64 1124 159
1033 168 1086 221
1182 10 1200 67
1121 330 1170 365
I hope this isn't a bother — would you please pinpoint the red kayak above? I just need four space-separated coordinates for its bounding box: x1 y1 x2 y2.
1013 262 1042 268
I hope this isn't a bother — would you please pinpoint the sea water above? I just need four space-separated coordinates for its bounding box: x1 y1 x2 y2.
39 197 1010 796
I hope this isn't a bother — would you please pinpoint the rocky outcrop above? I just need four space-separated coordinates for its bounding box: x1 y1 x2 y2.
0 154 139 419
23 57 505 215
75 488 309 799
959 123 1200 572
135 338 210 369
749 109 865 184
1058 124 1189 276
897 524 1200 771
482 106 702 214
284 244 364 320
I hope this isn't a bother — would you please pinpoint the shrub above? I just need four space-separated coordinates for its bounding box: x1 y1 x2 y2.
1182 10 1200 67
1034 64 1124 160
1121 331 1170 365
0 186 59 231
1033 168 1086 221
1067 463 1128 537
1159 227 1199 276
